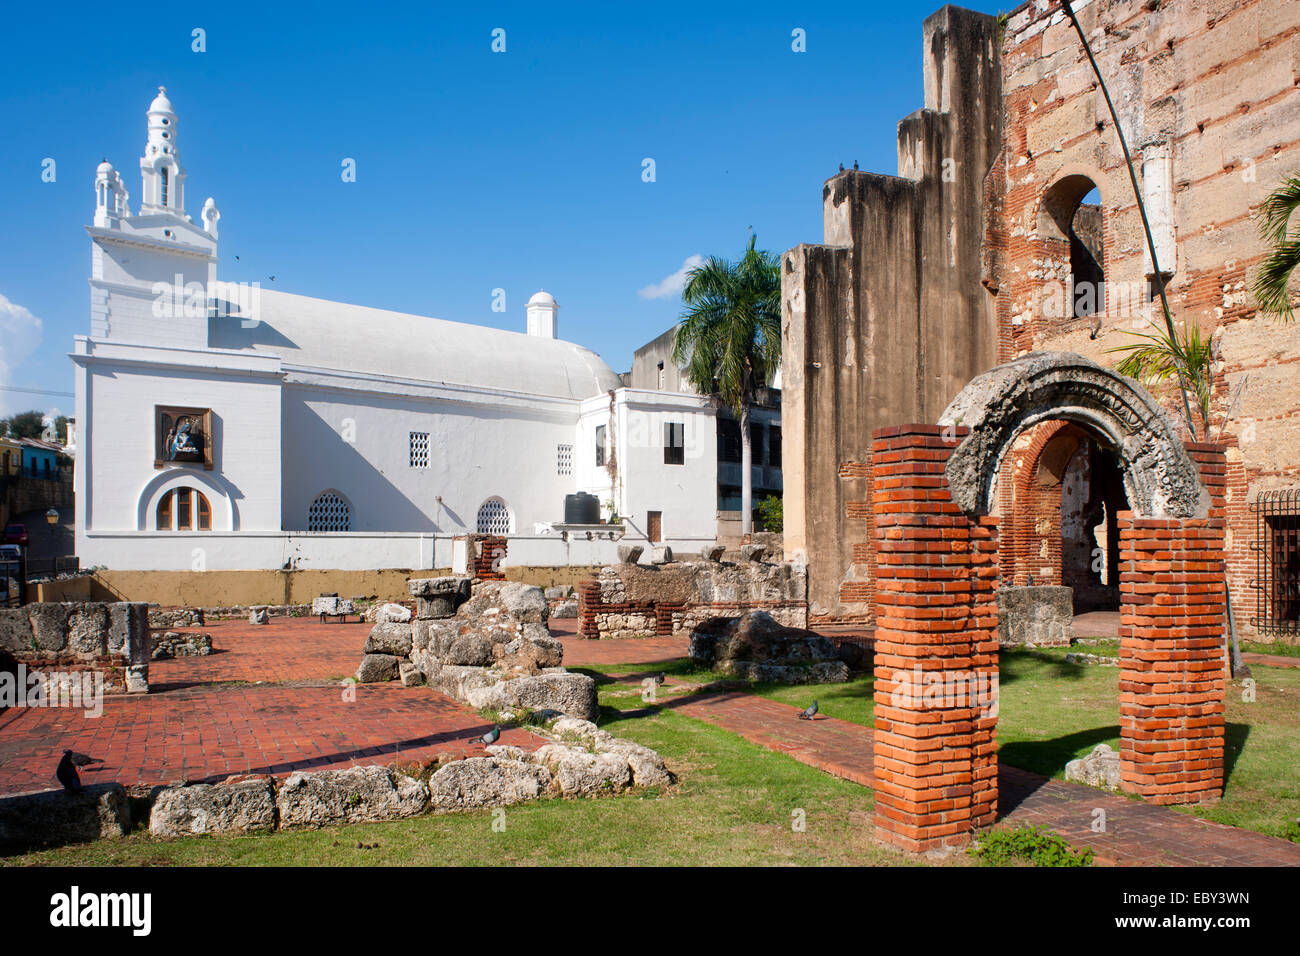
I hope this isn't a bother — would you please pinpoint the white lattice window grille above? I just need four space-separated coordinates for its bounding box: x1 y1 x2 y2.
557 443 573 476
477 498 511 535
308 492 351 532
409 431 430 469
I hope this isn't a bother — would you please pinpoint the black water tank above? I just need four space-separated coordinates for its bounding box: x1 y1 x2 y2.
564 492 600 524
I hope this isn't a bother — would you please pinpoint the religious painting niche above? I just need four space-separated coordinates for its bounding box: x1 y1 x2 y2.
155 405 213 470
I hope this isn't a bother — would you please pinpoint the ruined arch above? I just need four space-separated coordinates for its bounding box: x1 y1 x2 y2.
940 352 1208 519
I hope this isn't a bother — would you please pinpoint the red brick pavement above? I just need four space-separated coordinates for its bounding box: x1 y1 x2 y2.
149 617 369 687
0 616 537 797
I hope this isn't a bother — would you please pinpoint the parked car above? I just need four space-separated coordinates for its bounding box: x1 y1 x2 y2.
0 544 19 563
2 524 27 547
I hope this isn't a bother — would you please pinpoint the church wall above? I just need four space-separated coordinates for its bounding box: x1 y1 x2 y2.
280 385 580 535
75 349 282 557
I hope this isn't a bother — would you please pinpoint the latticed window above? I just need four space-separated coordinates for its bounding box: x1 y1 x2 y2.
1254 490 1300 637
308 492 351 532
409 431 430 469
477 498 511 535
557 443 573 476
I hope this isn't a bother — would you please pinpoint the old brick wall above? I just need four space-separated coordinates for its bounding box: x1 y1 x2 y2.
995 0 1300 638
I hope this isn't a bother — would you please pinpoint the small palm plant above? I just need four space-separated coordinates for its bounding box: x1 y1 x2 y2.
673 234 782 535
1108 317 1213 437
1252 172 1300 322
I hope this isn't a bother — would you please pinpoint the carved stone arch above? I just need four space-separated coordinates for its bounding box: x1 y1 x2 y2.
939 352 1208 519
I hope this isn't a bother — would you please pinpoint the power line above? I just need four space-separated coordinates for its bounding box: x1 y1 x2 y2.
0 385 74 398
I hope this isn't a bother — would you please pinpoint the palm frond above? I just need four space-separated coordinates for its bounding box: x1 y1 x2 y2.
1252 173 1300 322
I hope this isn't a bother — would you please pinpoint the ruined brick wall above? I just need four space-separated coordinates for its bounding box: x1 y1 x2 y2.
994 0 1300 638
782 7 1003 622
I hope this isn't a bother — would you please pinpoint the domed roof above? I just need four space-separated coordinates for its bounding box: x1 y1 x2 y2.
149 86 175 114
96 160 115 175
208 284 621 401
527 290 557 307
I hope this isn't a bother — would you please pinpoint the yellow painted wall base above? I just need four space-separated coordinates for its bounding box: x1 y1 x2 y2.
87 566 602 607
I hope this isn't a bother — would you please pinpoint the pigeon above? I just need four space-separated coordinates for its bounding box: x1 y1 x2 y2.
798 700 819 721
839 163 844 172
654 672 666 686
56 751 81 793
853 160 859 170
478 725 501 746
67 751 102 768
1088 313 1103 340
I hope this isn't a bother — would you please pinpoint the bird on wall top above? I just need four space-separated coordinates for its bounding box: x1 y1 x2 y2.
853 160 859 170
798 700 819 721
56 751 82 793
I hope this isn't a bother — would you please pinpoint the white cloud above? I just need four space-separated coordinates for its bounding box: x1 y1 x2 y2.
638 254 705 301
0 293 45 415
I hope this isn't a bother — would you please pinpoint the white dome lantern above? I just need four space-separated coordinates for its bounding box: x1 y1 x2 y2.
525 289 559 339
139 85 186 215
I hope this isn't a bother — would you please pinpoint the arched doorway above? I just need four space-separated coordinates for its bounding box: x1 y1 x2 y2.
871 353 1225 854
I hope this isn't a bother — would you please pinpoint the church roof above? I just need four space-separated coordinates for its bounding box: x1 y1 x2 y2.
208 284 622 401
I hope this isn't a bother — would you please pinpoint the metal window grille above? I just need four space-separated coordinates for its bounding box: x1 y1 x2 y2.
477 498 510 535
308 492 351 532
557 443 573 476
1251 489 1300 638
409 431 430 469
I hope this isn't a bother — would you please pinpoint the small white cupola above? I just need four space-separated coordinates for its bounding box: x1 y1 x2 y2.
93 159 130 228
526 290 558 338
139 86 187 216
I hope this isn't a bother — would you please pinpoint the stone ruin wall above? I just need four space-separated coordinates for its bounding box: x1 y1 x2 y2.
576 561 809 640
0 601 151 693
993 0 1300 638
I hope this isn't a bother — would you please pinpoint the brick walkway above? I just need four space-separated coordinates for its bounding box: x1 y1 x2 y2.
0 617 534 797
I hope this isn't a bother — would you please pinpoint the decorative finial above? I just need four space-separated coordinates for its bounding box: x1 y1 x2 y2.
159 85 166 94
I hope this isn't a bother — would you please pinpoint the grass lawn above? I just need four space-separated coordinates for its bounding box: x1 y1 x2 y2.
4 682 934 867
719 647 1300 843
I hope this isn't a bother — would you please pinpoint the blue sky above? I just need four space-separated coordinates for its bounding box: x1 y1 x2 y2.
0 0 1002 418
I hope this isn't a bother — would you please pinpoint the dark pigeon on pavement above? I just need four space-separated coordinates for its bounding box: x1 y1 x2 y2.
654 672 666 686
798 700 819 721
56 751 81 793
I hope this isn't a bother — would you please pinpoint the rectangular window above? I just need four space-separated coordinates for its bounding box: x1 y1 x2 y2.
718 420 741 463
595 425 606 467
769 425 782 468
557 443 573 476
664 422 685 465
749 423 765 465
176 489 192 530
409 431 429 469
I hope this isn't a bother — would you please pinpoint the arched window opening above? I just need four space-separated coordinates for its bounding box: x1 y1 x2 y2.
156 487 212 531
477 498 511 535
1039 175 1106 325
160 166 169 206
308 492 351 532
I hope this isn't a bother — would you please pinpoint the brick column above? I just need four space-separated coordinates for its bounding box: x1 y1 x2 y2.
575 580 601 640
871 426 999 853
1117 514 1226 804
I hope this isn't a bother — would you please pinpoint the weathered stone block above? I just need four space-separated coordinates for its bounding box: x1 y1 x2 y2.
0 608 33 653
149 777 277 837
276 766 428 827
997 585 1073 646
364 622 413 656
427 757 551 810
356 653 400 683
1064 744 1121 791
27 603 70 653
0 784 129 851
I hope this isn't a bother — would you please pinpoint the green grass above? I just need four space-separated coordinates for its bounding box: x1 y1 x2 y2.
1241 640 1300 659
739 648 1300 842
4 681 928 867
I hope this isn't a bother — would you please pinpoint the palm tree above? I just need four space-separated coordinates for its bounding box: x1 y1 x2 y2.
1253 172 1300 322
1108 316 1214 437
673 234 781 535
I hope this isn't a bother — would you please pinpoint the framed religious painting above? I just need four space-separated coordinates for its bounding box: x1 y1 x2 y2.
155 405 213 470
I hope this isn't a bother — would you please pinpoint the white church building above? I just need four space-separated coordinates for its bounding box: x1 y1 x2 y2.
72 88 719 571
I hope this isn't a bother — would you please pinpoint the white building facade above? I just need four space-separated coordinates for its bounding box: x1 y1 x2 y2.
73 89 718 571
